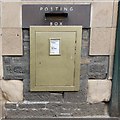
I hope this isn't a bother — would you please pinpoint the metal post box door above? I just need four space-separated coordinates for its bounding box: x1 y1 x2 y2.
30 26 82 91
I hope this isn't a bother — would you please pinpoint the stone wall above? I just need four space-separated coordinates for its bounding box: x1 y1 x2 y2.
0 0 118 119
1 29 111 119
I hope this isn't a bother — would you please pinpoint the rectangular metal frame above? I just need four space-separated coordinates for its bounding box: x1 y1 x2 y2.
30 26 82 91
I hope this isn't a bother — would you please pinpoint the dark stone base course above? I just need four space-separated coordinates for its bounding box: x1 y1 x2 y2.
2 117 119 120
5 103 105 118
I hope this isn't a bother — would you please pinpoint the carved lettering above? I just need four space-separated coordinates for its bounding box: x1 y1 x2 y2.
44 7 49 11
70 7 74 11
40 6 74 12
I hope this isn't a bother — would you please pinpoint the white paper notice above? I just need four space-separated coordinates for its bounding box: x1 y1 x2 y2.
50 39 60 55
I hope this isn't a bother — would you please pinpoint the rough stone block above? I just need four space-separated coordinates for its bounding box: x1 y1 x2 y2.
3 65 30 80
88 64 108 79
44 103 64 116
64 79 88 103
89 56 109 63
81 29 89 58
46 103 76 112
46 103 69 117
82 29 90 40
0 80 23 102
91 2 113 27
23 30 30 41
24 92 50 101
19 103 45 109
72 103 106 116
87 80 112 103
2 2 21 27
88 56 108 79
89 64 107 73
49 92 63 102
3 41 29 80
81 46 89 57
2 28 23 56
80 58 90 64
80 64 88 80
46 102 106 117
46 103 88 117
24 92 62 102
23 79 30 93
88 73 107 79
6 109 56 119
24 88 63 102
90 28 111 55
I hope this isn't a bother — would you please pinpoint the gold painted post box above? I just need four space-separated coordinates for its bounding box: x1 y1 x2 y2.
30 26 82 91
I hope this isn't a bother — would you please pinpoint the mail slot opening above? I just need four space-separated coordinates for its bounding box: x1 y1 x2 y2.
45 13 68 20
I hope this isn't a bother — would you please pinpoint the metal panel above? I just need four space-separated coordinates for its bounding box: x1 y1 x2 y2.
22 4 91 28
30 26 82 91
36 32 75 86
